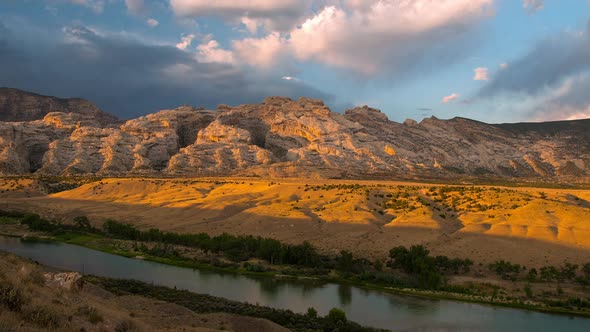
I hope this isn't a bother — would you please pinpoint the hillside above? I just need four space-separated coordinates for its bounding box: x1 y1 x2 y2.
2 177 589 268
0 250 287 332
1 88 589 181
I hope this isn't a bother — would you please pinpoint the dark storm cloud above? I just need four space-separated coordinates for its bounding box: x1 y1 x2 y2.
0 21 332 119
479 21 590 97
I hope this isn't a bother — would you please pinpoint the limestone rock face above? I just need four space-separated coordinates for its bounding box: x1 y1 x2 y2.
44 272 84 290
1 89 590 181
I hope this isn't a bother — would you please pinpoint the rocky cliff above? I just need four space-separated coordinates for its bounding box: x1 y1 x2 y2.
1 88 589 181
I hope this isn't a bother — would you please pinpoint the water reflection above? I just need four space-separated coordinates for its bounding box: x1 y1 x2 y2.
338 284 352 306
0 236 589 332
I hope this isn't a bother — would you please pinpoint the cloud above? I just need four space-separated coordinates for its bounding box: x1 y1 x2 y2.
473 67 489 81
196 39 235 64
125 0 147 16
281 76 300 82
169 0 311 31
530 73 590 121
285 1 494 75
62 0 105 13
479 22 590 97
232 32 287 68
175 34 195 50
475 22 590 121
442 93 460 103
146 18 159 27
0 20 333 118
167 0 493 78
240 17 259 34
523 0 544 13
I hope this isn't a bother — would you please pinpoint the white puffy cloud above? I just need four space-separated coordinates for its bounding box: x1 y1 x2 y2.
286 0 494 75
176 34 195 50
220 0 494 76
232 32 286 68
442 93 460 103
473 67 489 81
523 0 544 13
240 17 259 34
196 40 235 64
147 18 159 27
168 1 494 76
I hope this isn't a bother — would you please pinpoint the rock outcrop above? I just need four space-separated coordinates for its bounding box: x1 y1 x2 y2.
1 88 590 181
44 272 84 290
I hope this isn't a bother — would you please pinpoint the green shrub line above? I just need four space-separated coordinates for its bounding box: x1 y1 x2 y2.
3 209 590 318
85 275 385 332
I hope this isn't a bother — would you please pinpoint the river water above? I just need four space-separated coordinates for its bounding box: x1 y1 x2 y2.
0 236 588 331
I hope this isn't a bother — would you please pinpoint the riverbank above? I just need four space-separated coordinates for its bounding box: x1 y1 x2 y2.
0 250 294 332
2 215 589 320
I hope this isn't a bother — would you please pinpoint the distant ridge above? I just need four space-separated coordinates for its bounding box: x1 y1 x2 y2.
0 87 118 125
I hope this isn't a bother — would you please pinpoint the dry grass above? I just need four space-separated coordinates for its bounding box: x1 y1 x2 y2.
0 251 287 331
2 177 590 268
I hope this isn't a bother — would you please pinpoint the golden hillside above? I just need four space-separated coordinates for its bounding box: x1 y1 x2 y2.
2 177 590 267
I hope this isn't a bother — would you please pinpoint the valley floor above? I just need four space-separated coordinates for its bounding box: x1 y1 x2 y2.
2 176 590 270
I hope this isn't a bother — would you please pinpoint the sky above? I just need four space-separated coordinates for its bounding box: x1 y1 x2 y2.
0 0 589 123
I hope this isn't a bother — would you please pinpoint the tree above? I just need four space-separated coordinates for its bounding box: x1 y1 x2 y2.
306 307 318 319
388 245 443 289
337 250 354 272
326 308 347 324
527 268 538 282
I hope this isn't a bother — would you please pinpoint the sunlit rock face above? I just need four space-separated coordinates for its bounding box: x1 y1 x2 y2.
1 88 590 181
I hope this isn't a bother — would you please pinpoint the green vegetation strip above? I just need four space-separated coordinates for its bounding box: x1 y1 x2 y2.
86 275 385 332
2 209 590 318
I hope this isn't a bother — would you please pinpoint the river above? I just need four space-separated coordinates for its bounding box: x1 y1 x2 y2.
0 236 588 331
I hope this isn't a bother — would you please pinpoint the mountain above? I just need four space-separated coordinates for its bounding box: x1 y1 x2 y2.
0 88 589 182
0 88 118 125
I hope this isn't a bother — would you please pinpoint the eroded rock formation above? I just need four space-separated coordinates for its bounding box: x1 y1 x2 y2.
1 88 589 181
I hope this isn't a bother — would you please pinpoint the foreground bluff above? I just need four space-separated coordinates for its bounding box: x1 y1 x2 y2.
0 89 589 181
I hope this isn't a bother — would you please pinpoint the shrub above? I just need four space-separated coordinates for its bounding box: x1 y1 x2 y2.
0 280 25 311
76 305 103 325
28 269 46 286
115 319 139 332
326 308 347 324
25 306 61 328
526 268 538 282
539 266 560 282
488 261 522 281
306 307 318 319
